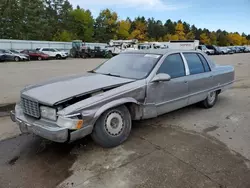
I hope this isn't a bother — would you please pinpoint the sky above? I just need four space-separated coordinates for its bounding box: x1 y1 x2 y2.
69 0 250 34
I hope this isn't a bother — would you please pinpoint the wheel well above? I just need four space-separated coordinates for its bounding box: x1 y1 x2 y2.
124 102 143 120
216 89 221 95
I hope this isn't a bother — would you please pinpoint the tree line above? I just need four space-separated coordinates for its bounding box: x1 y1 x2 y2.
1 0 250 46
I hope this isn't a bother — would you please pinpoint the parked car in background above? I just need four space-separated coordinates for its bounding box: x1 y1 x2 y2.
220 47 232 54
206 45 222 55
0 52 6 62
20 50 49 60
233 46 241 53
226 47 234 54
0 49 29 61
10 49 30 60
36 47 68 59
228 47 236 53
55 48 70 56
243 46 250 53
197 45 214 55
10 49 235 148
239 46 246 53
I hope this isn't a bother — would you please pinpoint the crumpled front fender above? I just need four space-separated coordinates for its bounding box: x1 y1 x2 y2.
92 97 139 123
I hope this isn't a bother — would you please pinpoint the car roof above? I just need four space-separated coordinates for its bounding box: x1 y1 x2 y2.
122 49 202 55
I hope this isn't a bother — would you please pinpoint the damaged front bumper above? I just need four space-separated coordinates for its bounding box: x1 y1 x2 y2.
10 105 93 143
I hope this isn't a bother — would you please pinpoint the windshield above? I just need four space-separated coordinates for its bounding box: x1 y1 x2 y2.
10 50 19 53
93 53 162 79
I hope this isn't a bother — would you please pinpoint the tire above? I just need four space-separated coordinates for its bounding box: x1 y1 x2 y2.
14 56 20 62
91 105 132 148
56 54 61 59
202 91 218 109
38 56 42 61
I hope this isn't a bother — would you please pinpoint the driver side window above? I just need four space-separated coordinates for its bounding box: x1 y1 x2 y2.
157 53 186 79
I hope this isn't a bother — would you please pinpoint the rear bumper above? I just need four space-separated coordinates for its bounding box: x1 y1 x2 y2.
10 105 93 143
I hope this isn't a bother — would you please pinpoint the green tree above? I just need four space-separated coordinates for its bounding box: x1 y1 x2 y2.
147 18 165 41
69 8 94 41
164 19 175 35
0 0 21 39
53 30 75 41
217 33 229 46
209 32 217 45
94 9 118 42
183 21 190 34
18 0 47 40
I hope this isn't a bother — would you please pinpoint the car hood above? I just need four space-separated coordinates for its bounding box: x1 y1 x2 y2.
21 73 134 106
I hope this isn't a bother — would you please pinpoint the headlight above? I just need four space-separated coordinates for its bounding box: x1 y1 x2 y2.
40 106 57 121
57 116 83 130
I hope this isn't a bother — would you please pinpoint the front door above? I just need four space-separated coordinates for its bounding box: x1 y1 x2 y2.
146 53 189 116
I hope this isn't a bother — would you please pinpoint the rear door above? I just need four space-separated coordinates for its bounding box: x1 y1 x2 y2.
146 53 189 116
41 48 51 56
182 52 214 105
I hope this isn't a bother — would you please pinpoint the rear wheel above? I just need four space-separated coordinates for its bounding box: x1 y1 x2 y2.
38 56 42 61
14 56 20 62
91 105 132 148
202 91 218 108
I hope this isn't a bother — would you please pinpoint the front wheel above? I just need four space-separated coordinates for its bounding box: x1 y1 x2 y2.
91 105 132 148
38 56 42 61
202 91 218 108
56 54 62 59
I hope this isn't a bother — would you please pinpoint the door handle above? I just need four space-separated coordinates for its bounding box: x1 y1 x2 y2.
184 81 188 84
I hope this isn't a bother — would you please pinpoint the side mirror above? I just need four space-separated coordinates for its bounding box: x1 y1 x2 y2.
152 73 171 82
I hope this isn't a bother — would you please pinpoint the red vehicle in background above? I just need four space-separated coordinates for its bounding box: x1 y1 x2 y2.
20 50 49 60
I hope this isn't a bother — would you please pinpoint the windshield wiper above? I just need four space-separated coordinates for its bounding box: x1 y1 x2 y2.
101 73 121 77
87 70 96 73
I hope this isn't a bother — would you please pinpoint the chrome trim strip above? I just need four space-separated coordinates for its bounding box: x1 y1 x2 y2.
64 113 81 118
180 52 190 76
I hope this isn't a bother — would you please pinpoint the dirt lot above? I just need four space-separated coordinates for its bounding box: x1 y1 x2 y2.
0 54 250 188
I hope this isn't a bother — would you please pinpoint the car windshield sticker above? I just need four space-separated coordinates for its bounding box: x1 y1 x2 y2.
144 54 160 58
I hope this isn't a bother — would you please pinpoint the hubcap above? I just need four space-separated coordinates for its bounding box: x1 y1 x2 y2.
208 91 216 104
105 112 124 136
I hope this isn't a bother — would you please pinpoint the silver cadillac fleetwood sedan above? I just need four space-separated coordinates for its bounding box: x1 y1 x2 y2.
10 49 234 148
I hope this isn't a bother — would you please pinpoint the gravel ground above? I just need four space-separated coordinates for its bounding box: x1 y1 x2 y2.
0 53 250 188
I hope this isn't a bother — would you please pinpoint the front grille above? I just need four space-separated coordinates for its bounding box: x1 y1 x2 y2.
21 97 40 118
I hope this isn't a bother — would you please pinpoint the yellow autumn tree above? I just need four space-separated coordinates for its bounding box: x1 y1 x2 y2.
200 33 210 44
241 36 248 45
117 20 131 39
227 33 242 45
175 23 186 40
129 20 147 41
163 34 171 41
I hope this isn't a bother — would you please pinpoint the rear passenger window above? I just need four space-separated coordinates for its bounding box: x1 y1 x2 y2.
183 53 205 75
157 53 185 79
197 54 210 72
